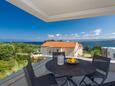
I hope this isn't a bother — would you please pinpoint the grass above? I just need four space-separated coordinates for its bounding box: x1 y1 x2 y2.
83 52 92 58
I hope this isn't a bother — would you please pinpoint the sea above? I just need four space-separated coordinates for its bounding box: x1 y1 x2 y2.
80 40 115 47
23 39 115 48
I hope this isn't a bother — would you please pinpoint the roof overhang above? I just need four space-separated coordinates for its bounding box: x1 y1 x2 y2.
7 0 115 22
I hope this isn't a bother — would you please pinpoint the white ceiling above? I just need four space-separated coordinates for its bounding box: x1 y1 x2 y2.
8 0 115 22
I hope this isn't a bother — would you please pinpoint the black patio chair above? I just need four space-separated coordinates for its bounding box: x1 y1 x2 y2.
80 55 111 86
23 58 58 86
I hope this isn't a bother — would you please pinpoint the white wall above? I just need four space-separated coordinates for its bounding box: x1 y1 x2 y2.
41 47 61 55
41 47 75 56
107 48 115 60
41 46 83 57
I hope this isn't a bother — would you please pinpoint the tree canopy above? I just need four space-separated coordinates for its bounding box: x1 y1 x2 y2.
0 44 14 60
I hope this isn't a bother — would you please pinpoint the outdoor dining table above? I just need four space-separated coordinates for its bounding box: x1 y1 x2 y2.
46 58 96 86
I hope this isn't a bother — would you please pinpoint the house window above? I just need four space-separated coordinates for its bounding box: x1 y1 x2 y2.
113 53 115 58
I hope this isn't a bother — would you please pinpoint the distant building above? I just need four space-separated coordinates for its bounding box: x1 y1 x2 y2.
41 41 83 57
31 51 43 60
102 47 115 60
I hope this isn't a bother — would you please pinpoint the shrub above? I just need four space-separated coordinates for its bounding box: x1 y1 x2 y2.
0 44 14 60
0 59 15 72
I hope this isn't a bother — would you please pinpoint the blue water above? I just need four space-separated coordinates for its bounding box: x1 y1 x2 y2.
23 42 43 45
24 40 115 47
81 40 115 47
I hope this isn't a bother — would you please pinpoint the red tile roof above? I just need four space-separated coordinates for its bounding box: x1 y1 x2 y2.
41 41 79 48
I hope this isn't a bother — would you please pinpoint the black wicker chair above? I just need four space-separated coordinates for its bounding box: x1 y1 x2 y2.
23 58 58 86
80 56 111 86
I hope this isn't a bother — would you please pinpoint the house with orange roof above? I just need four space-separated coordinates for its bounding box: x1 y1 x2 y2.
41 41 83 57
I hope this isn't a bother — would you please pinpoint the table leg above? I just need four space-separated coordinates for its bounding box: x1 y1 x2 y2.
67 80 71 86
60 76 78 86
61 79 67 86
68 78 77 86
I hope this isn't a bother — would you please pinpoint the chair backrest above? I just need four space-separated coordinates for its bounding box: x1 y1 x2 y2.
92 55 111 76
23 58 35 86
52 52 65 59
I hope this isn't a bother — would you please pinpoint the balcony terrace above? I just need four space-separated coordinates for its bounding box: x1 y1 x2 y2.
0 0 115 86
0 57 115 86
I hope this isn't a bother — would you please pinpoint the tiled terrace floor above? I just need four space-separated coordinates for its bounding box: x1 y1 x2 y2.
56 72 115 86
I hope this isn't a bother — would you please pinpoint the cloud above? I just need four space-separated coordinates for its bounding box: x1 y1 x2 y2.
112 32 115 35
94 29 102 36
56 34 61 37
81 32 85 34
48 33 80 40
47 29 115 40
81 32 89 37
71 34 80 37
48 34 54 38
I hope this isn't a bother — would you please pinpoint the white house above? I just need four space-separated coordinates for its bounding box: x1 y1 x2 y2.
102 47 115 60
41 41 83 57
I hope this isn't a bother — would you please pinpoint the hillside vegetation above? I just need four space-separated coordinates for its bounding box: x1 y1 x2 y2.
0 42 41 79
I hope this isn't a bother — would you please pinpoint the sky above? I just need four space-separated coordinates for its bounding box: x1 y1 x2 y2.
0 0 115 42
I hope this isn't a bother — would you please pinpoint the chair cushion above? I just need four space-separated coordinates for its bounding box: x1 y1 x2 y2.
34 73 58 86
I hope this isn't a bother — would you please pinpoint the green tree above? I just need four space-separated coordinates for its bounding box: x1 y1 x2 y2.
15 54 28 67
0 44 15 60
12 43 39 54
84 45 91 53
91 45 102 56
23 46 34 53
